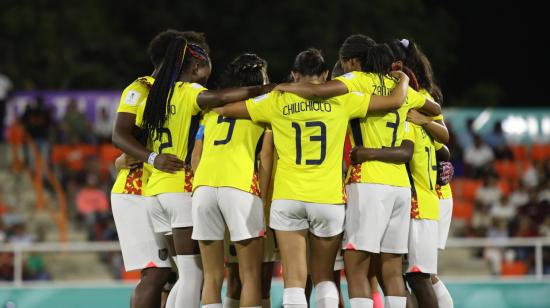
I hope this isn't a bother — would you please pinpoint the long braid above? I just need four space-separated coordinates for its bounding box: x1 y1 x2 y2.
221 53 267 88
142 38 187 142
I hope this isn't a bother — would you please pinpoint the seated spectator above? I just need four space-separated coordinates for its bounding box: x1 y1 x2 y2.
20 96 55 168
513 216 538 237
476 175 502 207
539 217 550 237
76 174 109 240
61 99 90 143
7 223 33 245
472 203 492 236
93 107 113 144
484 218 509 275
484 121 513 159
522 161 542 189
0 253 14 281
490 195 516 221
464 134 495 178
24 253 50 281
537 182 550 203
509 182 530 208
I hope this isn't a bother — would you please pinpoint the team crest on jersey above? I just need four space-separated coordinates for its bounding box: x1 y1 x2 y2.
124 90 141 106
123 166 143 195
252 94 268 103
190 83 203 89
158 248 168 261
341 72 355 80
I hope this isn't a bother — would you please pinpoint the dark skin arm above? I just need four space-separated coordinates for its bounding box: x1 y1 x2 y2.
214 101 251 119
273 79 348 100
112 112 184 173
406 109 449 144
196 84 276 110
436 144 451 162
259 132 274 205
191 139 203 174
350 140 414 164
416 97 442 117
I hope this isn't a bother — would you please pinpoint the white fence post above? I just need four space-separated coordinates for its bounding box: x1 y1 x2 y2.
535 239 543 280
14 245 23 287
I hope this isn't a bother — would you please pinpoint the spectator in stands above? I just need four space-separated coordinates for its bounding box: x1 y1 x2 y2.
457 117 475 149
7 223 33 244
539 217 550 237
476 175 502 207
490 195 516 221
472 203 492 236
0 72 13 142
0 253 14 281
484 121 513 159
509 182 530 208
76 174 109 240
20 96 54 168
93 107 113 144
513 216 538 238
24 252 50 281
484 218 509 275
61 98 90 143
522 161 541 189
464 134 495 178
537 182 550 203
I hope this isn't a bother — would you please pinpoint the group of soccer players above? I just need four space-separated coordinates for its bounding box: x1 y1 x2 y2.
110 29 455 308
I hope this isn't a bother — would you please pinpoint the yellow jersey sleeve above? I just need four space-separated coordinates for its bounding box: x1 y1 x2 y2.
341 92 370 119
334 71 364 92
405 87 426 110
246 92 276 123
403 121 415 142
408 124 439 220
116 76 154 114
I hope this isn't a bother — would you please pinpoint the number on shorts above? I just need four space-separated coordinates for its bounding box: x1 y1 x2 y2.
158 128 173 153
214 115 236 145
386 110 399 147
291 121 327 165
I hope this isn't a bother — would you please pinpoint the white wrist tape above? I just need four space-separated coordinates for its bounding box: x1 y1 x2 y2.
147 152 158 165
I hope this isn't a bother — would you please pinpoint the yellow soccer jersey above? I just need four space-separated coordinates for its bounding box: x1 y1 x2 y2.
112 76 154 195
145 82 205 196
336 71 426 187
404 122 439 220
193 110 266 195
246 90 370 204
434 141 453 200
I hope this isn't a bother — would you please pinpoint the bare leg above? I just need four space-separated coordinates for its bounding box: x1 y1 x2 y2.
235 238 263 306
198 240 225 305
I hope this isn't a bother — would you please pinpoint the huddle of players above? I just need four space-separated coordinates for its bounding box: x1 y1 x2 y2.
110 29 455 308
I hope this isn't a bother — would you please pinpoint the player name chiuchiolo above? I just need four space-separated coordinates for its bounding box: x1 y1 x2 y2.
282 100 332 115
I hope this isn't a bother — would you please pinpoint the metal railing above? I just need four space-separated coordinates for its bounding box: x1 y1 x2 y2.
1 237 549 286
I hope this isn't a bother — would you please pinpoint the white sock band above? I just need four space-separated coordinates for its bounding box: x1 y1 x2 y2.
203 304 222 308
175 254 203 308
315 281 339 308
283 287 307 307
385 296 406 308
350 297 374 308
433 280 454 308
223 297 240 308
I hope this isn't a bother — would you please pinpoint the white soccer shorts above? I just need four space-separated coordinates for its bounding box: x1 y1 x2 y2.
343 183 411 254
407 219 439 274
269 200 345 238
192 186 265 242
146 192 193 234
438 198 453 250
111 194 171 271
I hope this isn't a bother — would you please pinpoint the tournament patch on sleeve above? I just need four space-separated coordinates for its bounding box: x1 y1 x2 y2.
123 90 141 106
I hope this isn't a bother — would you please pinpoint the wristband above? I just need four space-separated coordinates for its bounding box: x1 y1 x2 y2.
147 152 158 165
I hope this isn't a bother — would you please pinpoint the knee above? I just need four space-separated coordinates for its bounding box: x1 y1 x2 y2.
141 268 171 288
406 272 431 286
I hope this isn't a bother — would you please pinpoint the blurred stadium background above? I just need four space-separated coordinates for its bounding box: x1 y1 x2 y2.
0 1 549 307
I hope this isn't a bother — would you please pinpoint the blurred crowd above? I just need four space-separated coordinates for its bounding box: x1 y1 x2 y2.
446 119 550 275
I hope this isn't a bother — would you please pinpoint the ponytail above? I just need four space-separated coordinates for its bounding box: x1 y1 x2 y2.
142 37 188 142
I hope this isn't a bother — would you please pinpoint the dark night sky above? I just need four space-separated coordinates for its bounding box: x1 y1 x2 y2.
440 1 549 106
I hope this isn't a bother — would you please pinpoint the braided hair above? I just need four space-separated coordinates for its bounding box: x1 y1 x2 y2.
221 53 267 88
388 39 443 103
141 32 210 143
